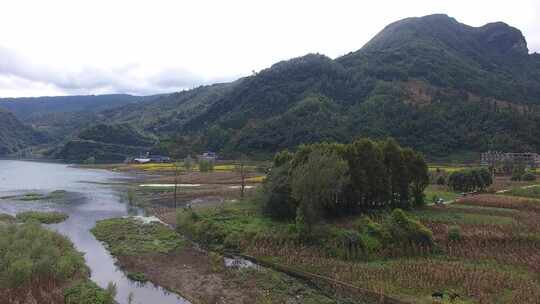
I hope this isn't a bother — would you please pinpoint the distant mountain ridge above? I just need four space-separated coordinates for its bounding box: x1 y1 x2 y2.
2 14 539 161
0 94 154 120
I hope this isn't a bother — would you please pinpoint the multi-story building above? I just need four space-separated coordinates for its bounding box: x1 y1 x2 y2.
481 151 540 169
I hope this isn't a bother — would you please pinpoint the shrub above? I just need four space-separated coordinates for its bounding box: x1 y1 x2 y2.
0 222 87 289
354 217 386 239
176 209 199 234
429 169 448 185
223 232 242 250
193 220 226 246
209 252 224 273
448 225 462 241
436 175 446 185
64 280 115 304
127 272 148 283
388 209 434 247
350 217 386 253
198 160 214 172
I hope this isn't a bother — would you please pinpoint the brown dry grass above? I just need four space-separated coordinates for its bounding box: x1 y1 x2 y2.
456 194 540 212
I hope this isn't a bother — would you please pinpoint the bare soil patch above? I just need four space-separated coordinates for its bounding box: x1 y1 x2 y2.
117 249 259 304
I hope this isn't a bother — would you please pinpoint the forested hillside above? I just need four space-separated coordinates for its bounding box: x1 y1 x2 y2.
54 124 155 163
0 94 153 120
0 109 48 155
146 14 540 159
0 94 157 140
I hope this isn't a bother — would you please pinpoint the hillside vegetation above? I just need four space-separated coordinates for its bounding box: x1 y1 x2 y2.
55 124 155 163
99 14 540 159
0 109 48 155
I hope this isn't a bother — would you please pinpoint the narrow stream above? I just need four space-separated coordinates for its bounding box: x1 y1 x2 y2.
0 160 189 304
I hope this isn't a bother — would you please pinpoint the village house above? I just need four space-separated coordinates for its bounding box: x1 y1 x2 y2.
130 152 171 164
198 151 218 162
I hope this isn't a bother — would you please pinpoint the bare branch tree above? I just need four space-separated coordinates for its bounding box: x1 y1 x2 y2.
173 161 181 209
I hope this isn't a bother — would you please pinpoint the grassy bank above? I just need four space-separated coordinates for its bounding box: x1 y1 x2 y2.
92 217 355 304
173 195 540 303
16 211 69 224
91 218 185 255
0 217 114 303
424 185 459 202
503 185 540 199
0 190 68 202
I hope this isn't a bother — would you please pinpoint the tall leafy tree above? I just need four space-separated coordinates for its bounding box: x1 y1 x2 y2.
291 150 349 235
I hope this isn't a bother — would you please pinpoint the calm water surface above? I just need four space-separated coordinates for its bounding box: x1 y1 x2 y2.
0 160 188 304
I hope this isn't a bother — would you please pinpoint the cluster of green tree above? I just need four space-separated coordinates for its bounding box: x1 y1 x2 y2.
447 168 493 192
0 221 114 303
0 94 157 142
78 124 155 147
262 139 429 235
347 83 540 158
53 139 143 163
53 123 156 163
429 168 449 185
0 94 151 121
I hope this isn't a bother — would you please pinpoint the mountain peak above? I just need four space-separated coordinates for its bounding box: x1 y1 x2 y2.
477 22 528 55
362 14 528 56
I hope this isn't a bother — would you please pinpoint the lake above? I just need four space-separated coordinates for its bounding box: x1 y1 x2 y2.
0 160 189 304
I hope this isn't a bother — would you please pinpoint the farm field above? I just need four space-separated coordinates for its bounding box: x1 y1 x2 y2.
503 184 540 199
427 164 472 173
167 190 540 303
84 160 267 174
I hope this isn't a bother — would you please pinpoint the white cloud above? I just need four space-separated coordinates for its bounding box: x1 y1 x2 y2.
0 0 538 97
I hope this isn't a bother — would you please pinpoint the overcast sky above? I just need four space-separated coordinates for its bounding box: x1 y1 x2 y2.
0 0 539 97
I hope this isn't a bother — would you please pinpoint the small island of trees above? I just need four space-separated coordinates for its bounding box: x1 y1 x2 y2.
262 138 429 235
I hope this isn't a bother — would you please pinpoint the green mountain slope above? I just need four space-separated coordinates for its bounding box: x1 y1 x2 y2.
0 109 48 155
0 94 153 120
162 14 540 158
54 124 155 163
0 94 158 140
339 14 540 104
